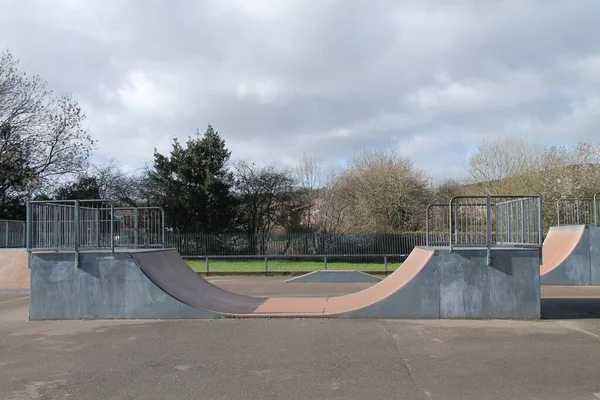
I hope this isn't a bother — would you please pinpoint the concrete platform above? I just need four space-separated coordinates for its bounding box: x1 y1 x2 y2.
284 270 382 283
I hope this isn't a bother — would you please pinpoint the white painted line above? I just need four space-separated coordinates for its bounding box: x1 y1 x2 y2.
593 392 600 398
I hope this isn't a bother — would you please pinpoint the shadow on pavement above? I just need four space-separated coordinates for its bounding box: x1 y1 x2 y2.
541 297 600 319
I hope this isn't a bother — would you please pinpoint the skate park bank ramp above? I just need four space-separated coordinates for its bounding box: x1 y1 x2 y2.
29 247 541 320
540 225 600 285
0 249 29 293
284 270 382 283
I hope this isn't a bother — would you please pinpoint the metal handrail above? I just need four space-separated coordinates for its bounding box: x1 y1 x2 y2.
449 195 543 266
27 199 116 255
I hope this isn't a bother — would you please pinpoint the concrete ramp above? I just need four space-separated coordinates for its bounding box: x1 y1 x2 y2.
0 249 29 293
284 270 382 283
30 247 541 320
540 225 600 285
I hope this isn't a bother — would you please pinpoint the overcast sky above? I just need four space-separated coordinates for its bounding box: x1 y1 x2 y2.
1 0 599 180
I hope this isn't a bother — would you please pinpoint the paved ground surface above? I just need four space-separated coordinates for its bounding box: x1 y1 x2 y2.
1 279 600 399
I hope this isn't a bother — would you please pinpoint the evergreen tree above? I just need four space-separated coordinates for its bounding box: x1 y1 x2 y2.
149 125 235 232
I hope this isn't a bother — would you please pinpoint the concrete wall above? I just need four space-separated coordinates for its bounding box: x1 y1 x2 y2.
437 249 540 319
542 226 591 286
338 248 540 320
29 252 218 320
589 226 600 285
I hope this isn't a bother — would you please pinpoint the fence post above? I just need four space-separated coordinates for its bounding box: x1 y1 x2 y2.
134 208 139 248
205 256 209 275
25 202 30 251
576 198 581 225
74 200 80 266
486 195 492 266
4 220 8 248
384 255 388 275
110 203 115 254
264 256 268 275
324 256 328 270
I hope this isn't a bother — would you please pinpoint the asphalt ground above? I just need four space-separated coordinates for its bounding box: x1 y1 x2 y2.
1 279 600 400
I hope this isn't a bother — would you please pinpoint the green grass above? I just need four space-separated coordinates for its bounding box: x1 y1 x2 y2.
186 259 402 273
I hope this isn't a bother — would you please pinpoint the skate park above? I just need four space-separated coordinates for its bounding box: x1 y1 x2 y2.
1 196 600 398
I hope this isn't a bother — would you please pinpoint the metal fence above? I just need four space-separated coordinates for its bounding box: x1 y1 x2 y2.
425 204 450 246
0 220 26 248
556 198 596 225
495 197 541 244
450 195 542 249
165 232 426 257
26 200 165 253
556 195 600 226
444 195 543 265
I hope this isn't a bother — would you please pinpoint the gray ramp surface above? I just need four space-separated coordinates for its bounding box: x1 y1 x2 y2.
132 250 268 314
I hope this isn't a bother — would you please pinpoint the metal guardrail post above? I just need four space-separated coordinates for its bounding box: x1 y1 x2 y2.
25 202 31 251
324 256 328 270
538 195 543 263
448 198 454 252
205 256 209 274
486 194 492 266
74 200 80 266
161 208 165 248
110 203 115 253
594 192 599 226
384 255 388 274
576 198 581 225
134 208 139 249
425 206 430 247
264 256 268 274
4 220 8 248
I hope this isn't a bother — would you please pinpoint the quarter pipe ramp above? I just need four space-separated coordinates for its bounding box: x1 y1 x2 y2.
29 247 541 320
540 225 600 285
0 249 29 293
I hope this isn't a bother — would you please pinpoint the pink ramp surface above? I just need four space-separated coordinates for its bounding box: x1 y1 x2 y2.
540 228 584 276
133 247 435 317
0 249 29 290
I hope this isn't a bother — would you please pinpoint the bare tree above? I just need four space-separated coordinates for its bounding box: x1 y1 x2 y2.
0 50 95 217
315 149 432 233
466 137 546 194
233 160 295 236
294 152 323 229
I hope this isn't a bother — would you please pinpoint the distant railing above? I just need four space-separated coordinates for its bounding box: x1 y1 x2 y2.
0 220 26 248
26 200 165 255
165 231 426 258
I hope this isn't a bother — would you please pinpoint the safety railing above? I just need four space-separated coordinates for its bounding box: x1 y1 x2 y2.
26 200 165 255
556 198 595 226
425 204 450 247
449 195 543 266
113 207 165 248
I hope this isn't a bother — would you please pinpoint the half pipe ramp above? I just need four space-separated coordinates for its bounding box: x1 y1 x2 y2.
29 247 541 320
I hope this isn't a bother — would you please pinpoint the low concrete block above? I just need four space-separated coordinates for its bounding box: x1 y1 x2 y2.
284 270 382 283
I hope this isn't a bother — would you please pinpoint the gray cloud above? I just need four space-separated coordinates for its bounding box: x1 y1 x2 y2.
2 0 600 179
